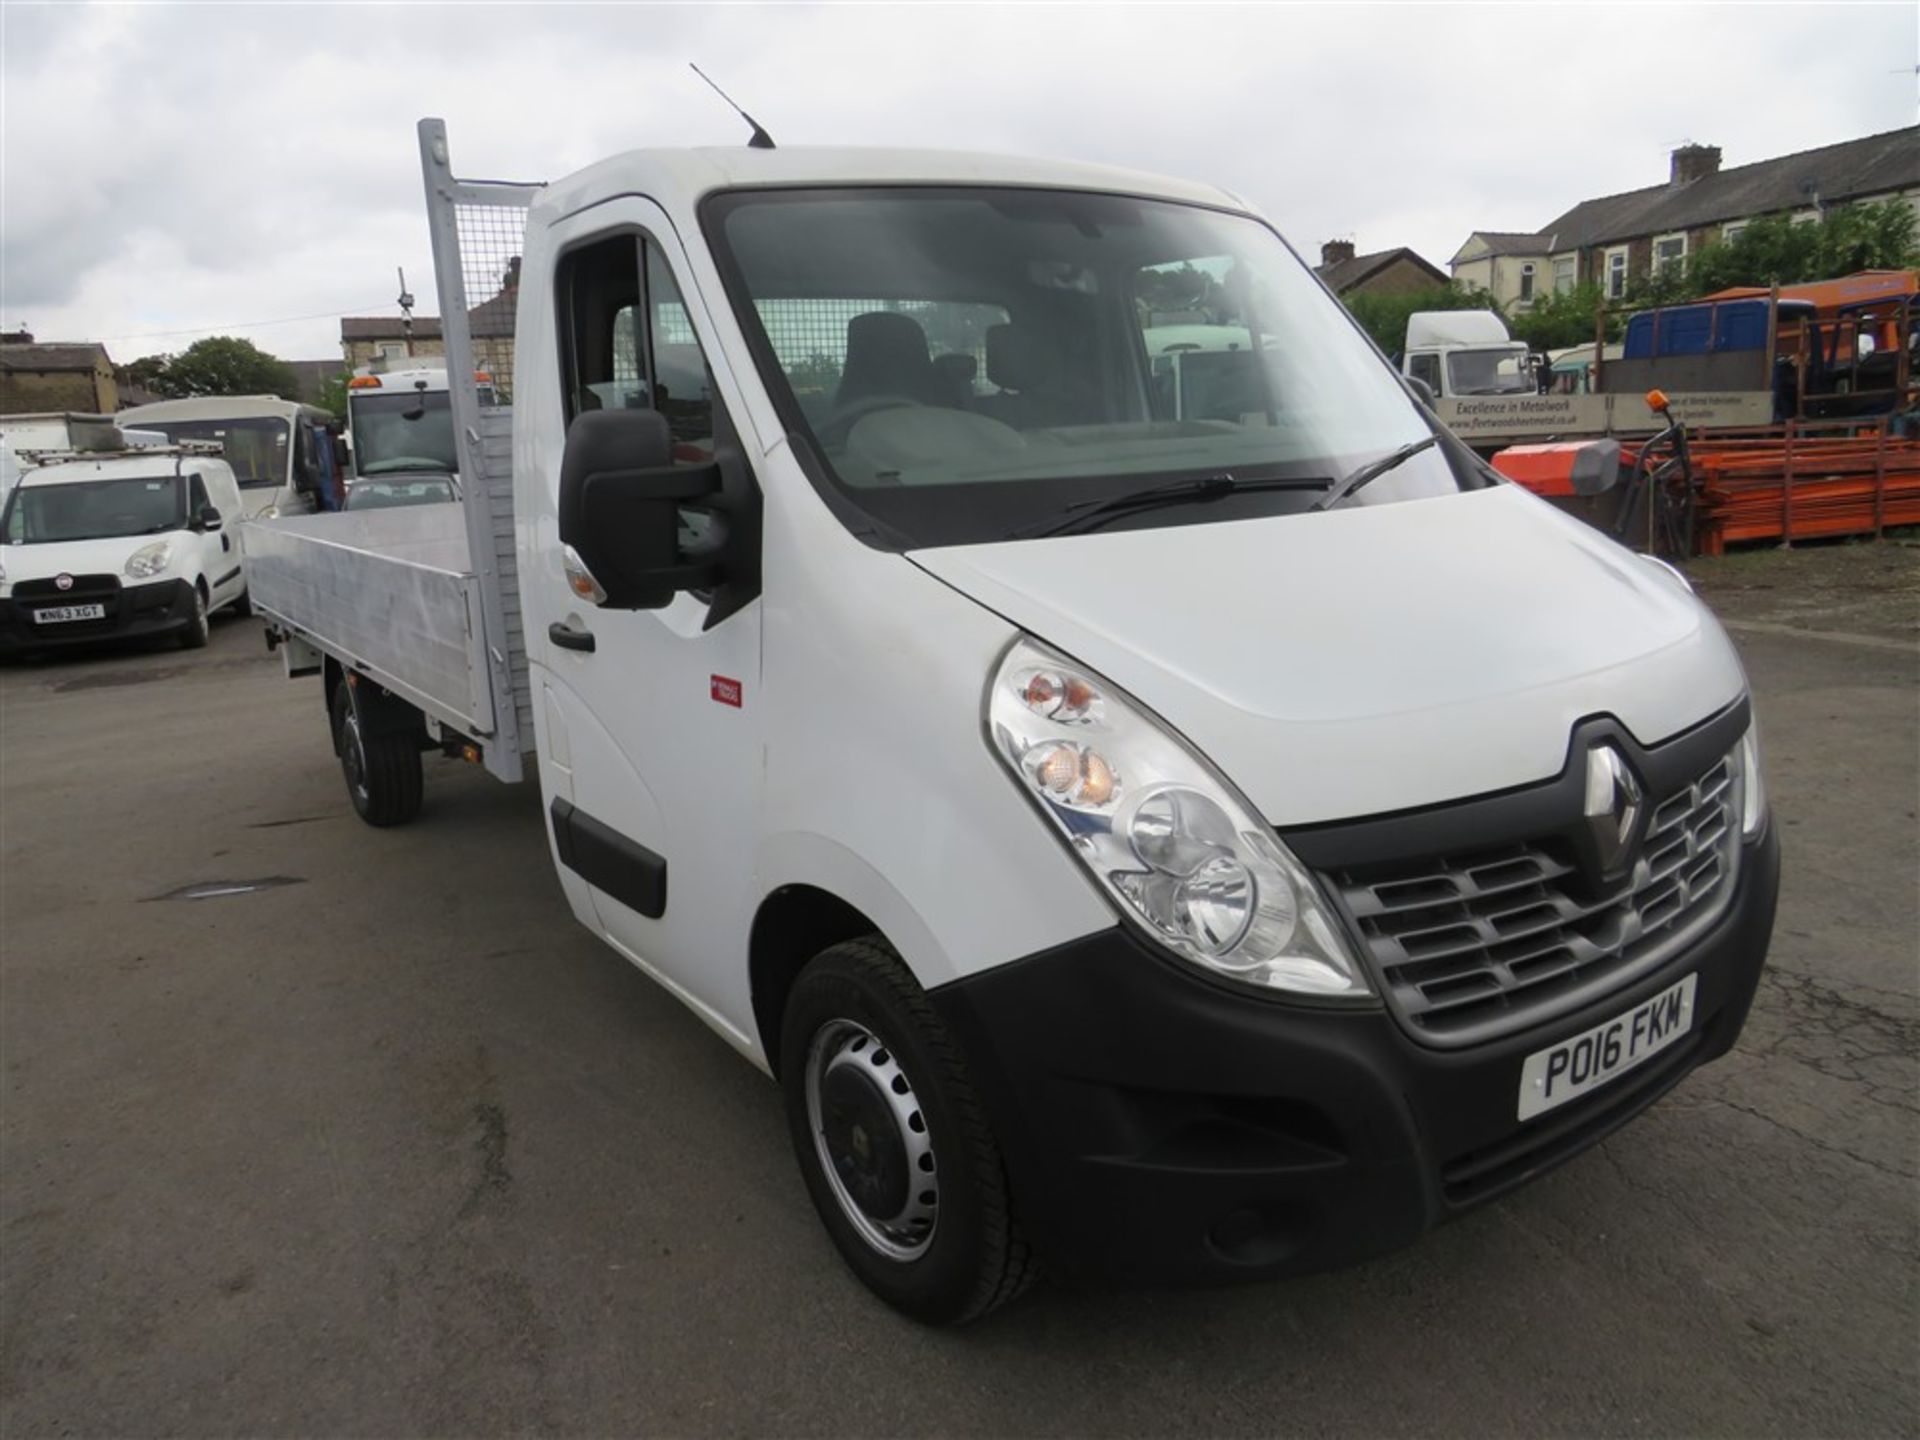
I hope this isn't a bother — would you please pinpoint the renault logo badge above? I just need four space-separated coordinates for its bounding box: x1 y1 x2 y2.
1583 744 1643 874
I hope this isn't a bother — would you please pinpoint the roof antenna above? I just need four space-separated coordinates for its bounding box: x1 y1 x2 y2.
690 63 775 150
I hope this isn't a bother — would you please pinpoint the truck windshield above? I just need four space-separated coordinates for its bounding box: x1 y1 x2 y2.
351 391 458 475
2 476 184 543
1446 349 1535 396
707 187 1457 546
131 417 290 487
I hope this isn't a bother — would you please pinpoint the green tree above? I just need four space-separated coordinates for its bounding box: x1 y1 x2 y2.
1341 282 1503 358
313 369 353 420
1506 281 1618 351
149 336 298 399
121 353 172 394
1679 199 1919 298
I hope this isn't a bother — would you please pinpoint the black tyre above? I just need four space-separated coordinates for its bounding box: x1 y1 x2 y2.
780 937 1036 1325
229 587 253 618
178 583 210 650
329 680 423 827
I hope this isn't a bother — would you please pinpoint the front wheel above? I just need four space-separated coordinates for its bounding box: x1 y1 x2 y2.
329 680 423 827
177 583 210 650
779 937 1036 1324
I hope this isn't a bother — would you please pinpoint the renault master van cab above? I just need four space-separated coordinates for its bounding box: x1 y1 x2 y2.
251 123 1780 1324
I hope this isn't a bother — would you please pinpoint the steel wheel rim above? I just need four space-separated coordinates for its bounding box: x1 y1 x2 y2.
341 709 370 802
805 1018 937 1262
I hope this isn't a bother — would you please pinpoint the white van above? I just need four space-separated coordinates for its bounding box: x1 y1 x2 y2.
119 396 340 519
250 122 1779 1324
0 444 249 653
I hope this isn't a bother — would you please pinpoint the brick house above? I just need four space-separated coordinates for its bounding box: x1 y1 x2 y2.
1451 127 1920 309
0 332 118 415
340 257 521 390
1314 241 1449 299
339 316 447 373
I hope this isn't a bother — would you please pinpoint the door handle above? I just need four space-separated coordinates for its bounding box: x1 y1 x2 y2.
549 621 596 653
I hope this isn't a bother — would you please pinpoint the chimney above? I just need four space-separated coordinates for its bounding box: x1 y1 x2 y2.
1670 144 1722 187
1320 239 1356 267
0 329 33 345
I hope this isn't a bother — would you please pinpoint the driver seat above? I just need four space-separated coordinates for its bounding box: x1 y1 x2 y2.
836 312 940 408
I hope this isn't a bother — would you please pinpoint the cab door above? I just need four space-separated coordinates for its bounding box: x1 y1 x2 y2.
525 203 764 1036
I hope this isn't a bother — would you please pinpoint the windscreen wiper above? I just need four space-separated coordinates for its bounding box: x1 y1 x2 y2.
1307 436 1438 514
1012 472 1328 540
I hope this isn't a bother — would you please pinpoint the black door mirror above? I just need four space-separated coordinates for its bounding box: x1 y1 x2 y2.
1568 438 1623 496
192 504 224 532
558 410 724 610
1405 374 1437 410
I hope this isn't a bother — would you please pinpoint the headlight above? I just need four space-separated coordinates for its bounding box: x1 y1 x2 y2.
124 541 174 579
988 637 1369 999
1735 722 1765 837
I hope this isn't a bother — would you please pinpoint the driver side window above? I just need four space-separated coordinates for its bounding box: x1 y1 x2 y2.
557 232 717 464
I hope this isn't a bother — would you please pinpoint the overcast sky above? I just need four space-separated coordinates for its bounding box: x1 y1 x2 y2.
3 2 1915 365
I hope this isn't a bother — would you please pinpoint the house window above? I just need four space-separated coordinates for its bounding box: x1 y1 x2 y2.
1552 256 1575 294
1653 233 1687 278
1604 247 1628 300
1720 220 1747 246
1518 263 1535 302
376 342 407 363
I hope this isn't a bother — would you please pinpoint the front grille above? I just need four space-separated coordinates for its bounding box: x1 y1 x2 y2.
1331 755 1740 1047
13 573 121 603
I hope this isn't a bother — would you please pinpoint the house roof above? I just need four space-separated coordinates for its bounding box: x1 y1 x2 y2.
1315 246 1448 295
340 289 516 342
0 343 109 373
1541 126 1920 251
1464 231 1554 259
340 316 444 342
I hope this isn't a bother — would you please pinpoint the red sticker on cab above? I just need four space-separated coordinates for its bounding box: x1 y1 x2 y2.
710 675 743 707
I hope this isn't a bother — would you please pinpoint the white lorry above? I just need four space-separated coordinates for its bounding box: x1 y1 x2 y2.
249 120 1778 1323
342 366 498 496
1402 309 1538 399
1 431 250 653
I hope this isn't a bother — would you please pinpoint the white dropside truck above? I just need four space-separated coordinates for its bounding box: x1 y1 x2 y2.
1402 309 1538 398
251 120 1779 1323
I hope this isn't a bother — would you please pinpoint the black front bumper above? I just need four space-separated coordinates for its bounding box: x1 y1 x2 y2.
0 578 197 653
931 823 1779 1285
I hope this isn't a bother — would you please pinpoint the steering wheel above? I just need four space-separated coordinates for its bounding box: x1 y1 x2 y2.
815 394 924 449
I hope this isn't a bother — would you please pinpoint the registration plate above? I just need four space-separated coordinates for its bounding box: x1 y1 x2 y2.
32 603 106 625
1518 973 1696 1121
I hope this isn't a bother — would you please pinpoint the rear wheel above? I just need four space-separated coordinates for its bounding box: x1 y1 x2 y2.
229 587 253 618
177 583 210 649
329 680 423 827
779 937 1036 1324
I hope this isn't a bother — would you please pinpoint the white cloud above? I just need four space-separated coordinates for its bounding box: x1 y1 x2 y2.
3 1 1914 364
